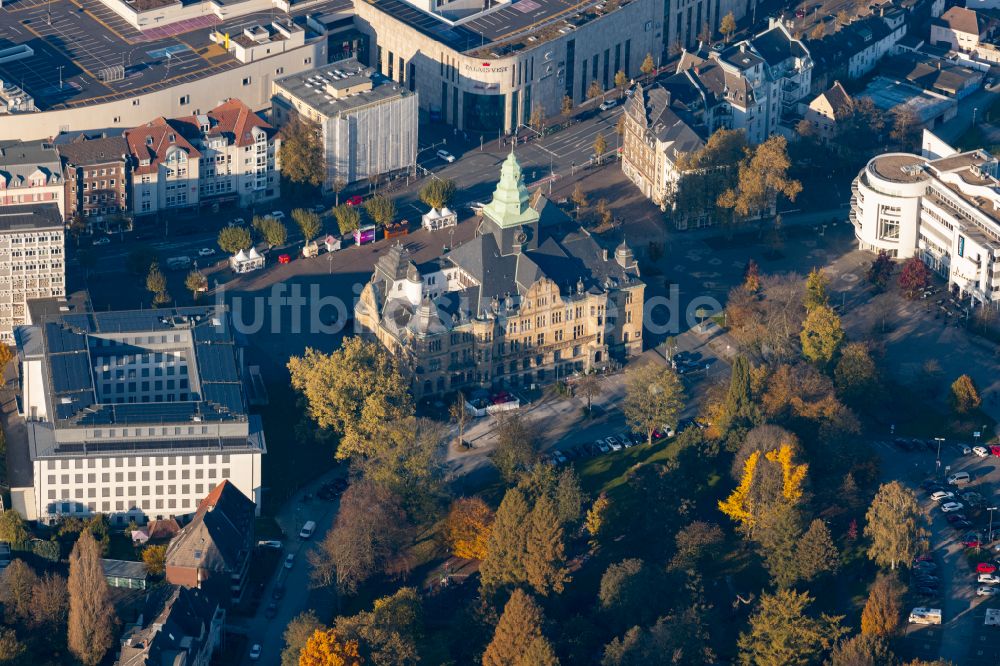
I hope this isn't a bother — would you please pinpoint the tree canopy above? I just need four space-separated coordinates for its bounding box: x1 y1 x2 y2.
623 362 685 445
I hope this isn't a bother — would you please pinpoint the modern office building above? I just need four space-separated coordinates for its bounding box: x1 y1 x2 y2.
11 305 266 524
352 0 663 133
356 150 644 400
662 0 759 53
57 134 132 231
124 99 280 216
0 141 65 219
271 58 418 188
850 146 1000 304
0 203 65 343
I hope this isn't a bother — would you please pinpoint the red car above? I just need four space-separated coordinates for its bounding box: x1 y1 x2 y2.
991 445 1000 457
965 538 982 549
976 562 997 574
345 195 364 206
278 254 291 264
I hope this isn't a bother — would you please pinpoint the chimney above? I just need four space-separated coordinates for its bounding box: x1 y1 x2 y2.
602 248 609 261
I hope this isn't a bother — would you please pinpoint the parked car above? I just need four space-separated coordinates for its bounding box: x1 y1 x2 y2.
552 450 568 464
436 149 456 163
914 553 935 563
93 237 111 246
964 538 982 549
977 562 997 574
606 436 623 452
951 519 974 530
946 513 968 524
198 247 216 257
978 573 1000 584
599 99 618 111
345 195 364 206
284 553 295 569
948 472 971 485
956 443 972 455
249 644 262 661
974 446 989 457
941 502 964 512
978 585 1000 596
257 540 282 549
269 211 286 220
278 254 291 264
908 608 942 625
596 439 610 453
930 491 954 502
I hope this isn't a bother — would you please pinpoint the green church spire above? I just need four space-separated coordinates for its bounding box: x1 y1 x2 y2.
482 150 540 228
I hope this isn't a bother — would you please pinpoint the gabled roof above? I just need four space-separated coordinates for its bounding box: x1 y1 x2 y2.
173 99 274 148
750 25 809 67
812 81 853 116
935 7 988 36
115 586 219 666
58 135 129 168
124 118 200 176
165 481 255 575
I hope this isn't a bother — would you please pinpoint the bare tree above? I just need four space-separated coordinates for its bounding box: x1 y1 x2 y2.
68 531 117 665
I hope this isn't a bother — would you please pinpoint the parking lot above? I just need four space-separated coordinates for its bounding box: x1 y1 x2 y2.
880 437 1000 664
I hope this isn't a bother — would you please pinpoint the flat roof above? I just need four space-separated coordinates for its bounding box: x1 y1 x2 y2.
0 0 350 111
0 203 64 232
366 0 629 56
273 58 412 117
863 76 956 124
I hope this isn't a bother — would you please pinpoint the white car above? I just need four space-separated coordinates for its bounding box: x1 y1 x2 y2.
93 237 111 245
979 573 1000 584
257 539 282 549
974 446 989 457
198 247 216 257
284 553 295 569
599 99 618 111
249 644 262 661
606 437 623 452
978 585 1000 596
436 149 456 163
941 502 964 512
930 491 955 502
270 211 286 220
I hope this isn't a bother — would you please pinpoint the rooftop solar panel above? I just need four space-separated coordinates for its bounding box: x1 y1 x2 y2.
50 353 93 393
44 323 88 353
203 383 244 415
196 344 239 382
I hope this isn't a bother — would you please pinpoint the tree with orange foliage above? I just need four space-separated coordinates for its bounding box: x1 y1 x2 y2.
298 629 363 666
444 497 494 560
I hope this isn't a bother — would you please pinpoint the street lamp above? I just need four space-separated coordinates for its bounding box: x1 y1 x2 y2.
988 506 998 543
934 437 944 470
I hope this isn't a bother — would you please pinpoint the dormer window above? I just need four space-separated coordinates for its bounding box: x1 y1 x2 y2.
145 136 153 146
168 133 175 143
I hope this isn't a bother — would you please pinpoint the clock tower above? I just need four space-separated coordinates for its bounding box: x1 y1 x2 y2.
479 149 540 255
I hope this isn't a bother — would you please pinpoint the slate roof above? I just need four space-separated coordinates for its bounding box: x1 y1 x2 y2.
0 140 62 188
115 586 219 666
630 84 705 159
102 558 149 581
57 135 129 168
749 25 809 66
165 481 255 575
0 203 64 232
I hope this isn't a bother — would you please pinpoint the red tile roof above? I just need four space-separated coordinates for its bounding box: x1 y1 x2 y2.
124 117 200 176
174 99 274 148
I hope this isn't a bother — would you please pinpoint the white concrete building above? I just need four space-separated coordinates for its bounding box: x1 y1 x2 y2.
930 6 992 52
271 58 417 187
850 146 1000 304
11 306 265 525
0 141 65 219
0 204 65 344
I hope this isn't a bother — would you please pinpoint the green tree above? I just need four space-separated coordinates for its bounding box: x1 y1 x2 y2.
593 132 608 164
482 588 557 666
67 531 117 665
334 587 423 666
797 519 840 581
722 355 759 431
623 362 685 445
834 342 879 404
490 412 539 483
418 178 457 210
292 208 323 243
333 204 362 235
950 374 982 413
720 12 736 43
640 53 655 76
864 481 925 571
804 268 829 311
480 488 531 592
867 250 894 291
253 215 288 249
365 194 397 227
554 467 585 526
0 628 25 663
737 589 845 666
670 521 725 571
718 136 801 220
754 502 805 588
0 510 29 546
282 611 323 666
146 262 170 306
524 494 570 596
800 305 845 368
598 559 658 623
828 634 897 666
586 493 611 547
278 112 323 187
898 257 931 299
185 270 208 300
217 225 252 254
287 338 414 460
861 572 905 637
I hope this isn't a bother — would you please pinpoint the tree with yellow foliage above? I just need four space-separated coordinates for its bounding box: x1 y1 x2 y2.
765 445 808 503
444 497 494 560
718 451 760 530
719 444 807 535
298 629 363 666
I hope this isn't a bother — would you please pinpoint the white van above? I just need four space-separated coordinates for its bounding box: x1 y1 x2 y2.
947 472 970 485
908 607 942 625
299 520 316 539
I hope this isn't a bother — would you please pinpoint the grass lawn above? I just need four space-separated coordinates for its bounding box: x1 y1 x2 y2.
574 436 686 498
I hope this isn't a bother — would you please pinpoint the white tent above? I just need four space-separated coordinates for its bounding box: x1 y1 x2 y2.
230 246 265 274
421 206 457 231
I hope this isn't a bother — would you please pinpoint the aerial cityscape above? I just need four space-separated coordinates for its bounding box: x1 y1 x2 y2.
2 0 1000 664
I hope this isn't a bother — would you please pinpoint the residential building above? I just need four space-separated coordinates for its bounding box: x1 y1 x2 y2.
125 99 279 216
115 586 224 666
271 58 418 188
620 83 705 214
0 141 64 218
804 81 852 142
57 134 132 232
356 151 644 400
930 6 993 52
880 52 984 99
0 203 65 343
165 481 255 608
10 305 266 525
850 144 1000 304
102 559 149 590
352 0 662 133
673 23 812 144
806 8 908 92
663 0 759 53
